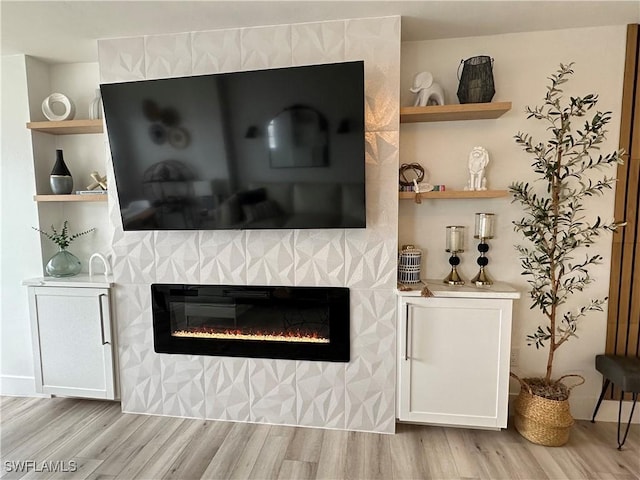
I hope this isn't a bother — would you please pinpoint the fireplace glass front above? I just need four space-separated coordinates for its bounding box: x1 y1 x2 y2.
152 284 349 362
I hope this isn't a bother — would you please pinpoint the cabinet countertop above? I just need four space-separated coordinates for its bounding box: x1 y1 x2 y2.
23 275 113 288
397 279 520 299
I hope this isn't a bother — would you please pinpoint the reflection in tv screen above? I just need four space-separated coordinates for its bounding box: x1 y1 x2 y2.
101 61 366 231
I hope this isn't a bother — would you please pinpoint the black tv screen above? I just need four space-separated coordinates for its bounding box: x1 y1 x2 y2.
101 61 366 231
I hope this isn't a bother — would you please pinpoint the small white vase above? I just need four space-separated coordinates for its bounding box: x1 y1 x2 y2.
89 89 102 120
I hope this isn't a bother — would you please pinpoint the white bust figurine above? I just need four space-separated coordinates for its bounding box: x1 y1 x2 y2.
464 146 490 191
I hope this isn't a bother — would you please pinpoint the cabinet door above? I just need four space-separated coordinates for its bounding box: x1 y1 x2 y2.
397 297 512 428
29 286 116 400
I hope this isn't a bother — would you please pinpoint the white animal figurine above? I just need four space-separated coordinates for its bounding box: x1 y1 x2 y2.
410 71 445 107
464 146 490 191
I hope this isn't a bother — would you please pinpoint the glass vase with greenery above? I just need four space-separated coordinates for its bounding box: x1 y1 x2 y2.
33 220 95 277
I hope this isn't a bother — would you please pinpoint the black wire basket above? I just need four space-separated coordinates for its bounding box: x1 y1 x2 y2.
457 56 495 104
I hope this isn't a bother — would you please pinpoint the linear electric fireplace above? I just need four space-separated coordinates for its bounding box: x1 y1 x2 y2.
151 284 350 362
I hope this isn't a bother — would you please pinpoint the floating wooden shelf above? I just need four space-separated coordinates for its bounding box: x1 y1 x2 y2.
26 119 103 135
34 194 107 203
399 190 509 200
400 102 512 123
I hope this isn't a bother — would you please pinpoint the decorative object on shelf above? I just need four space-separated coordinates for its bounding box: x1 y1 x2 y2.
443 225 465 285
457 56 495 104
410 71 445 106
420 285 434 297
50 149 73 194
86 171 107 191
89 252 111 278
464 146 489 191
510 63 624 446
75 190 107 195
398 244 422 284
471 213 495 285
399 163 425 186
89 89 102 120
41 93 76 121
33 220 96 277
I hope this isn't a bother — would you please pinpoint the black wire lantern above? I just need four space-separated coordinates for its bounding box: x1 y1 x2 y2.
457 56 495 104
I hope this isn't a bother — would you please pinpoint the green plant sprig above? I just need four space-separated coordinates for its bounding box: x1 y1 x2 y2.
33 220 95 249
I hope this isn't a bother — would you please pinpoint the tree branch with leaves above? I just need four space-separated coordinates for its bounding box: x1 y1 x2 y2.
510 63 624 385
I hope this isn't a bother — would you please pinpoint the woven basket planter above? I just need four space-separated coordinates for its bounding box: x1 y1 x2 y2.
512 374 584 447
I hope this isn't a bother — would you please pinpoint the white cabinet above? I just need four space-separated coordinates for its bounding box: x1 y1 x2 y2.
25 276 118 400
396 281 519 429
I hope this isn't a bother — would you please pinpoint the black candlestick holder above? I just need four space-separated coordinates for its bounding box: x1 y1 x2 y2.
471 239 493 285
443 251 465 285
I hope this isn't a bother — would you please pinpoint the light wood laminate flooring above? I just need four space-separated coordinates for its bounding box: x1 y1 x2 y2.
1 396 638 479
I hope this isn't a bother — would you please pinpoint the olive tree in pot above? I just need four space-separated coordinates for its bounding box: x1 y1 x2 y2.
509 63 624 446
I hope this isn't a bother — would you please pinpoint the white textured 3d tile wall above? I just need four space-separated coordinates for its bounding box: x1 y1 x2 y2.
99 16 400 433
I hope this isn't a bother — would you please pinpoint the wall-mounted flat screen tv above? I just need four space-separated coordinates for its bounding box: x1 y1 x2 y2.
101 61 366 231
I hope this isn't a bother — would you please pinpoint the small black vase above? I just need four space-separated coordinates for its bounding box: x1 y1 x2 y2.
50 149 73 194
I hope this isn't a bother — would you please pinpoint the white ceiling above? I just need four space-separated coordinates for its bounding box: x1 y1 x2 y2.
2 1 639 64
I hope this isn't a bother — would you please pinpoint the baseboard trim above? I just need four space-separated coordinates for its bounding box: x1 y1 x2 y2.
0 374 44 397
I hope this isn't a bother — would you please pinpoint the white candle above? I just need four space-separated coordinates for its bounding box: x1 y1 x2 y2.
446 226 464 252
475 213 495 239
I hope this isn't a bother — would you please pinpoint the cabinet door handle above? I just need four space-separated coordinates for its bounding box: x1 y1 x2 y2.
98 293 110 345
405 304 410 361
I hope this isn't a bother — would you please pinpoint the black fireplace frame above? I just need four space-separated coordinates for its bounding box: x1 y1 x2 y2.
151 284 350 362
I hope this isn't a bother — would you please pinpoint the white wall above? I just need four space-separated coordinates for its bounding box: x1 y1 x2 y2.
0 55 43 394
400 25 627 420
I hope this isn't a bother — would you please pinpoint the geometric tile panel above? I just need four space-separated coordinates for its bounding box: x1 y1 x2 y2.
365 131 400 229
344 289 396 433
292 21 345 66
101 15 400 433
145 32 192 79
241 25 292 70
344 353 395 433
296 361 346 429
249 359 297 425
294 230 345 286
118 344 163 415
365 131 399 171
160 354 205 419
246 230 295 285
345 16 400 66
204 356 251 422
154 231 200 284
111 232 156 285
98 37 146 83
363 64 401 133
199 231 247 285
113 283 152 349
344 229 397 289
192 29 242 75
349 290 396 360
366 181 399 231
345 17 400 133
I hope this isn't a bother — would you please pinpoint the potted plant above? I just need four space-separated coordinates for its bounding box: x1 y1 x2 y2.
509 63 624 446
34 220 95 277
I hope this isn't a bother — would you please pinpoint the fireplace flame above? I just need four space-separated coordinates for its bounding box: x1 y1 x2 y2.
172 328 330 343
